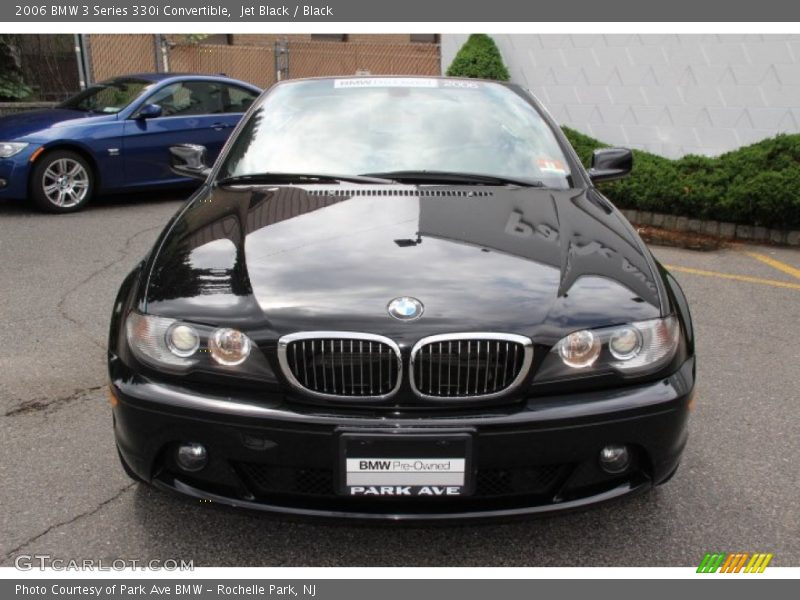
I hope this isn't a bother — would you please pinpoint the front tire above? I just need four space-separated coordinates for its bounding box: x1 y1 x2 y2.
30 150 94 213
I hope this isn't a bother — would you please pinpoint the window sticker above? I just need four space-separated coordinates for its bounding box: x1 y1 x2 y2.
334 78 439 89
537 158 568 175
441 80 483 89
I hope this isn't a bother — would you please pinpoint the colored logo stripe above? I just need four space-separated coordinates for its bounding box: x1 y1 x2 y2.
697 553 726 573
719 553 749 573
745 553 774 573
697 552 773 573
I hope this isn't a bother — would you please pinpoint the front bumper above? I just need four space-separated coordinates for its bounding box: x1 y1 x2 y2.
112 357 693 521
0 146 37 199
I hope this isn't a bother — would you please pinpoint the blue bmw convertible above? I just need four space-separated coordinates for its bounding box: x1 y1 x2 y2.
0 73 261 213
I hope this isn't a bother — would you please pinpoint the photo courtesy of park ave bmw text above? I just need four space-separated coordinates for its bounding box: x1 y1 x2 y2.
0 0 798 594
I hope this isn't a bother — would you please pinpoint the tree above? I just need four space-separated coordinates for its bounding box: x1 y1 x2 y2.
446 34 510 81
0 35 32 101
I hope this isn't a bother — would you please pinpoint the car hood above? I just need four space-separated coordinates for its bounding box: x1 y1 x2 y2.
144 185 663 346
0 108 114 139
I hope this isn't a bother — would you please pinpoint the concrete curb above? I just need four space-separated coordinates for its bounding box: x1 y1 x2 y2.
620 209 800 247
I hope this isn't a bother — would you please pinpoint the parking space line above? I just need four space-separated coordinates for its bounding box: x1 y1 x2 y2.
664 264 800 291
745 251 800 281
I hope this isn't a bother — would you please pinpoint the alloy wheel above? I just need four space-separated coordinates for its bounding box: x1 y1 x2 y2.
42 158 90 208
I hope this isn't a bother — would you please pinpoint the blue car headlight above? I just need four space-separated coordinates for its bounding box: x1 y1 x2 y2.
0 142 29 158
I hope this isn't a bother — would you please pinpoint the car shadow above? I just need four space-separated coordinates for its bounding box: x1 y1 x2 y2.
130 482 683 567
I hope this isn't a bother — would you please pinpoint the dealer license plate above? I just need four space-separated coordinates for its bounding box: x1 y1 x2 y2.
338 432 473 497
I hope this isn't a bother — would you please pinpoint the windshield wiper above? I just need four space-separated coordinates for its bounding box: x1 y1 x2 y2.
360 170 545 187
216 172 396 186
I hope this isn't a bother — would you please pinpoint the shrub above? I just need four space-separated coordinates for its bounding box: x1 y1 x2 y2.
561 127 800 229
446 34 510 81
0 36 31 101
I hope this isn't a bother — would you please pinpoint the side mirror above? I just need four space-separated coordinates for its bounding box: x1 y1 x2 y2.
169 144 211 181
135 103 163 119
588 148 633 183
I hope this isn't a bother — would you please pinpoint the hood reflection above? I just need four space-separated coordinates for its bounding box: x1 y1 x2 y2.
145 185 662 342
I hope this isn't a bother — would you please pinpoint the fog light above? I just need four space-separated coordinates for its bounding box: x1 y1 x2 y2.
176 443 208 472
0 178 7 189
599 444 630 474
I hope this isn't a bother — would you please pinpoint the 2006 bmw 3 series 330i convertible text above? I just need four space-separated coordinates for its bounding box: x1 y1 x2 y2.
108 76 695 520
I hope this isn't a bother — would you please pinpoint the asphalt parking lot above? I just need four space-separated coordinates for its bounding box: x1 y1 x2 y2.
1 194 798 567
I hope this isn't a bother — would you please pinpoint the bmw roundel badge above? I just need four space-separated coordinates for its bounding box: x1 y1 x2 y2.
387 297 424 321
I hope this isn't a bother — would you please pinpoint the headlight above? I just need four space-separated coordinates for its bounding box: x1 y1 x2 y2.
209 327 251 366
534 316 681 382
0 142 29 158
608 327 642 360
124 311 275 381
559 330 601 368
126 312 198 369
165 323 201 358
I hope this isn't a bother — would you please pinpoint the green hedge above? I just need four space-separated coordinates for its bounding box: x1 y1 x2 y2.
563 127 800 230
446 34 510 81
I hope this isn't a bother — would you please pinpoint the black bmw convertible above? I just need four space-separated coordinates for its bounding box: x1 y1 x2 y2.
108 76 695 520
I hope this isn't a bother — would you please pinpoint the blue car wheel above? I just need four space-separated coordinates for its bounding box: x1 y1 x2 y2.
30 149 95 213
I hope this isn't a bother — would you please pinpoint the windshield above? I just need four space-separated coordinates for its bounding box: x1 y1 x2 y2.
60 79 151 114
220 78 573 188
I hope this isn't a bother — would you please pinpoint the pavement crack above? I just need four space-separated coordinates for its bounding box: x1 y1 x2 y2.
1 483 137 563
4 385 105 417
55 224 162 349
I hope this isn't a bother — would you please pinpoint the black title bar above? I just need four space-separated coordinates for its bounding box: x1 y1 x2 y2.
3 0 800 22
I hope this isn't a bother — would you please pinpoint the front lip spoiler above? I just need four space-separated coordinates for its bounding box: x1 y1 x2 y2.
153 477 651 522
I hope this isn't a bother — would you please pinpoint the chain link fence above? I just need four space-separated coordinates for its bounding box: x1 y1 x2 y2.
168 40 440 88
83 35 440 89
84 34 161 82
285 39 441 80
167 41 275 88
13 34 82 102
164 39 440 88
3 34 441 108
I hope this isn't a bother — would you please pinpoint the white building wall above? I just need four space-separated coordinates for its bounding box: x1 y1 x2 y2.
441 34 800 158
